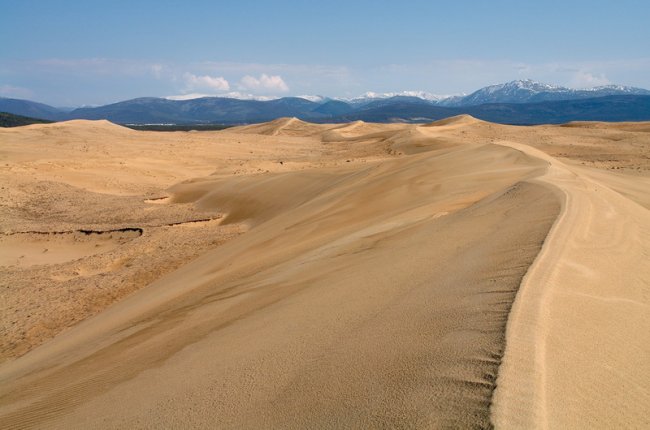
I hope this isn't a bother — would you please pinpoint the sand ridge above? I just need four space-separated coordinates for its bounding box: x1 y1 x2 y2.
0 117 648 428
491 140 650 429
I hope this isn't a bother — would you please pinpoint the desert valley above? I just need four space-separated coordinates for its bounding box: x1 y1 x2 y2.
0 116 648 428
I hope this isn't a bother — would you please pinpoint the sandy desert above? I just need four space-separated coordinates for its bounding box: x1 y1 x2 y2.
0 116 649 428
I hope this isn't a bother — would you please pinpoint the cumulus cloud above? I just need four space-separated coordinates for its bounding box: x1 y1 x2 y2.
569 71 610 88
238 74 289 92
183 73 230 91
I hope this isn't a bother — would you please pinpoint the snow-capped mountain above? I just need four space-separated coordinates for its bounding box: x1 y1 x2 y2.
3 79 649 125
332 80 650 107
443 79 650 106
161 80 649 107
584 84 650 94
344 91 454 105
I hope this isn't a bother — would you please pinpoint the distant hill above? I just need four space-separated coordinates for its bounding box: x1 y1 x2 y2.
332 95 650 125
0 98 67 121
464 95 650 124
0 112 53 127
331 101 462 123
1 80 649 125
312 100 355 116
67 96 328 124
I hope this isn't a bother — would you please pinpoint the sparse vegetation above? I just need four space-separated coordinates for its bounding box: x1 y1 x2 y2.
123 124 233 132
0 112 53 127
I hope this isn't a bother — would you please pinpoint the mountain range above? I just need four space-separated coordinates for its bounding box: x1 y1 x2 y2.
2 79 650 125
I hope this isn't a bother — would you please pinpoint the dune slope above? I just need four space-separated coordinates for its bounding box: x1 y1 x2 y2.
1 118 648 428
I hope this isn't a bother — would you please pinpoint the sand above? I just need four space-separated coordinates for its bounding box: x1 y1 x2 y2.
0 117 648 428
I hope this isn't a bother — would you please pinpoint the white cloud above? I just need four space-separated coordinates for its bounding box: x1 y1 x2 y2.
150 64 165 79
183 73 230 91
0 84 33 99
238 74 289 92
165 91 280 101
569 71 610 88
368 59 650 93
31 58 165 77
6 57 650 105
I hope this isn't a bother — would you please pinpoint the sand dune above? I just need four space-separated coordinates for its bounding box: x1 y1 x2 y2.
0 117 648 428
230 117 335 137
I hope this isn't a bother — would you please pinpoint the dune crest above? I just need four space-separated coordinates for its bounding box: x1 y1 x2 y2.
231 117 331 136
491 140 650 429
422 114 482 127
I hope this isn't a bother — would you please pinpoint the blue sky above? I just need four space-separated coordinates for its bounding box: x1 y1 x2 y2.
2 0 649 105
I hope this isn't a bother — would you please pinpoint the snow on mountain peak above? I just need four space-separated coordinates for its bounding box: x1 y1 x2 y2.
297 95 326 102
166 92 281 101
164 80 649 108
345 91 453 103
485 79 564 94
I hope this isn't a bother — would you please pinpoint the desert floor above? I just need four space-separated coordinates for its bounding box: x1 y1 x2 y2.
0 116 648 428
